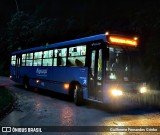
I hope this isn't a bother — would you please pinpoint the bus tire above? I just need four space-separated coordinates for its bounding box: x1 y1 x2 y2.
23 76 29 90
73 84 83 106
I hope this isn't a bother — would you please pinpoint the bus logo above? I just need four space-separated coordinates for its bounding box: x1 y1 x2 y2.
91 42 101 46
36 68 48 77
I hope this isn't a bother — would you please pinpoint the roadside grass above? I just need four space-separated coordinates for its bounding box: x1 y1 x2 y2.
0 87 14 111
0 70 9 77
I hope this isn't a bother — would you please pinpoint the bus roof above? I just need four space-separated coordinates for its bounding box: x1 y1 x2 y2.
12 34 107 55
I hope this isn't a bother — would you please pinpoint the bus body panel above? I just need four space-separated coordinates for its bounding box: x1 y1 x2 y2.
10 66 88 96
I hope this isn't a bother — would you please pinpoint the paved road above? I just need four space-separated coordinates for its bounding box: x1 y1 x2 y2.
0 76 160 135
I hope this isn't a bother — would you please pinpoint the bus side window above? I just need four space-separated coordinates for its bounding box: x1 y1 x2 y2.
26 53 33 66
11 55 16 66
67 58 76 66
67 59 74 66
43 50 53 66
67 45 86 67
75 59 84 66
22 54 26 66
54 48 67 66
33 51 42 66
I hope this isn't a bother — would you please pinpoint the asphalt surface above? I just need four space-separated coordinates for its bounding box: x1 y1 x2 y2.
0 76 160 135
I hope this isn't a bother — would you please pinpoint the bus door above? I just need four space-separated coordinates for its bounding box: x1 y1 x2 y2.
15 56 21 78
88 46 103 101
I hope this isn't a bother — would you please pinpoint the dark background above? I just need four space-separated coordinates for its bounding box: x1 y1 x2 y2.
0 0 160 88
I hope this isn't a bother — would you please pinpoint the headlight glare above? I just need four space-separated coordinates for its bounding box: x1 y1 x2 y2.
111 89 123 96
139 87 147 93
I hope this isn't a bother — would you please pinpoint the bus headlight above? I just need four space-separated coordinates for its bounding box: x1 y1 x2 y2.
111 89 123 96
139 87 147 93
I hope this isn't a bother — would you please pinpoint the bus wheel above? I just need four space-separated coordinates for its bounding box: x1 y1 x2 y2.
73 84 83 106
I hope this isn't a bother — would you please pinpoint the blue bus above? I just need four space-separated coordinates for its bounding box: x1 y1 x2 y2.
10 32 147 105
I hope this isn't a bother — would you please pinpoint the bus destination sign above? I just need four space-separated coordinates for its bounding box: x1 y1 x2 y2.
108 36 138 47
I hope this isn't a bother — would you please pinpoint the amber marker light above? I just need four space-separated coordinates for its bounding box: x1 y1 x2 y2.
134 37 138 40
105 31 109 35
64 83 69 90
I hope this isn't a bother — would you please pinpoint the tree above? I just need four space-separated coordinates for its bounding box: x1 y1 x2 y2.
6 11 36 52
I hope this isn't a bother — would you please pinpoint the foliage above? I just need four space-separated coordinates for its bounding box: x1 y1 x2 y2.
0 1 160 86
6 11 35 51
0 87 14 110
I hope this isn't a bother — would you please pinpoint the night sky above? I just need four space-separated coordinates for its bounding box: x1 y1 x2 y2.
0 0 160 85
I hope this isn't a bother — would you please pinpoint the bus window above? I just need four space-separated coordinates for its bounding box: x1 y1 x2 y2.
106 47 129 81
53 58 57 66
34 59 42 66
26 53 33 59
91 50 95 76
43 59 52 66
26 53 33 66
43 50 53 66
68 56 85 66
69 45 86 56
53 48 67 66
43 50 53 58
34 51 42 59
67 45 86 67
22 54 26 66
11 55 16 66
98 49 102 81
33 51 42 66
26 60 33 66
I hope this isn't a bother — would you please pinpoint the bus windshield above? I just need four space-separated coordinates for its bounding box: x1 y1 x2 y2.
105 46 144 82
